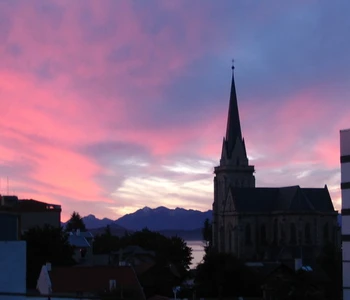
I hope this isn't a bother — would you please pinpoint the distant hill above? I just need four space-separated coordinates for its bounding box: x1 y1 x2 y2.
62 214 116 229
88 223 129 237
158 228 203 241
62 207 212 237
114 206 212 231
81 214 115 229
88 226 203 241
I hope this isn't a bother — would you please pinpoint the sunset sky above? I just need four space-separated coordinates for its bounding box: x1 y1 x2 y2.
1 0 349 222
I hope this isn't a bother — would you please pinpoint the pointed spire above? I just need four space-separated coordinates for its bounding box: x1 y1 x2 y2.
225 62 243 156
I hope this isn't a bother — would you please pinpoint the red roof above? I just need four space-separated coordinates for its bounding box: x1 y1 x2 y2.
49 266 140 294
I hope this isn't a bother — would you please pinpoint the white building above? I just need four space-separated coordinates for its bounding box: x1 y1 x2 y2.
341 128 350 300
0 240 26 300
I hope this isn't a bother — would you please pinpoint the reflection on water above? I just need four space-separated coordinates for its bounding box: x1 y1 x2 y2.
186 240 205 269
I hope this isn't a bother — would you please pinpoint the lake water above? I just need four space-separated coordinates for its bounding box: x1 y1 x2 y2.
186 240 205 268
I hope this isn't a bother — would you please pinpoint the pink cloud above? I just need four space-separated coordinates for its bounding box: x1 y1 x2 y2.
0 0 346 221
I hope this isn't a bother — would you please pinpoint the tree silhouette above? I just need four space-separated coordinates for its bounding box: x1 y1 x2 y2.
202 218 212 253
195 251 258 298
22 225 75 288
65 211 86 232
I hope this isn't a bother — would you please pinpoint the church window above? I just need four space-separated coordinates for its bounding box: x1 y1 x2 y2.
245 224 252 245
273 219 278 245
220 226 225 251
290 223 297 244
323 223 329 243
228 225 234 252
280 224 286 245
260 224 267 245
305 223 311 244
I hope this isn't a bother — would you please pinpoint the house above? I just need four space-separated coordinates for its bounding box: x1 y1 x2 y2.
248 260 330 299
0 195 61 233
67 230 94 264
36 264 146 299
136 261 181 299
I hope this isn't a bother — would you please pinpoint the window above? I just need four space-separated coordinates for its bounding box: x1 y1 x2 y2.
220 226 225 251
245 224 252 245
260 224 267 245
228 225 233 252
323 223 329 243
80 248 87 258
273 219 278 245
305 223 311 244
290 223 297 244
280 223 286 245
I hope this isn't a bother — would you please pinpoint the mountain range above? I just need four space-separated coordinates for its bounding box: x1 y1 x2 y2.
63 206 212 240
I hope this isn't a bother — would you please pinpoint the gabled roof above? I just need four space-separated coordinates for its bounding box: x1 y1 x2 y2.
228 186 335 213
49 266 140 294
68 235 91 248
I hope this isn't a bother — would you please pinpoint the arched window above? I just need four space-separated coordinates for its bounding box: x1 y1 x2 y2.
228 224 233 252
260 224 267 245
323 223 329 243
273 219 278 245
290 223 297 244
305 223 311 244
280 223 286 245
220 226 225 251
245 224 252 245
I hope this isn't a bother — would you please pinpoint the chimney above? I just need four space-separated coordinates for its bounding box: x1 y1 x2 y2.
46 262 52 272
294 258 302 272
76 229 80 236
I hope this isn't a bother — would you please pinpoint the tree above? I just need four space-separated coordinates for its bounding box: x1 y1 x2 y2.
93 225 120 254
195 251 259 298
316 242 342 300
93 227 192 297
202 218 212 253
65 211 86 232
122 228 192 276
22 225 76 289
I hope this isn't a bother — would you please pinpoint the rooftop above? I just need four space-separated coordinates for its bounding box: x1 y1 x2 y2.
49 265 140 294
0 196 61 212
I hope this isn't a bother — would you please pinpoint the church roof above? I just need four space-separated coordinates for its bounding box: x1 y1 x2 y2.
229 185 335 213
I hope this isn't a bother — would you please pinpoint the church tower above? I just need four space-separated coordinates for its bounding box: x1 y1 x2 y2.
212 65 255 252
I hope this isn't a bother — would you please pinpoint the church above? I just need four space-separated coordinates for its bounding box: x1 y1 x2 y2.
212 65 339 262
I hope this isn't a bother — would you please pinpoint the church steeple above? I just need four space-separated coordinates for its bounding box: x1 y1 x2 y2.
225 64 243 157
220 64 249 166
212 63 256 253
